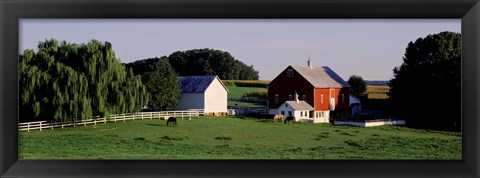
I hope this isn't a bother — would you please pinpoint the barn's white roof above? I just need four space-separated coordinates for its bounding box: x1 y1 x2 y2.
290 65 350 88
283 101 314 111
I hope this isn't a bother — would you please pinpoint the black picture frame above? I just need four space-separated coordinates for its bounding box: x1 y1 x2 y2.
1 0 479 177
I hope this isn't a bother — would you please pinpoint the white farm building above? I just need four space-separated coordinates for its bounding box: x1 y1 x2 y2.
176 76 229 116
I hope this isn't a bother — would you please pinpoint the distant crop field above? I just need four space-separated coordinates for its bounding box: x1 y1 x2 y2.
222 80 270 88
366 85 390 99
19 116 461 159
223 80 271 84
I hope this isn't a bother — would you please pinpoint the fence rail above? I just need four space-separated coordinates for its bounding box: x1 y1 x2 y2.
19 109 204 132
227 106 267 115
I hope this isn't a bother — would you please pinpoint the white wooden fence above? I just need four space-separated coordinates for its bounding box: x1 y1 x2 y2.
227 106 267 115
19 109 204 132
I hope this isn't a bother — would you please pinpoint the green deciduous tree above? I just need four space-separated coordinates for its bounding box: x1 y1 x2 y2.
19 39 149 122
388 31 461 131
347 75 368 100
167 48 259 80
127 57 180 110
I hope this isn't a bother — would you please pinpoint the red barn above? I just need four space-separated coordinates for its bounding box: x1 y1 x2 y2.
268 62 350 123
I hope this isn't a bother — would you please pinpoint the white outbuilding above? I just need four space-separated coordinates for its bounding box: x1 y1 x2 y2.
176 75 229 116
277 92 315 122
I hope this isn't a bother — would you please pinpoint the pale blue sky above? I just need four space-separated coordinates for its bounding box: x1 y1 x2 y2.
20 19 461 80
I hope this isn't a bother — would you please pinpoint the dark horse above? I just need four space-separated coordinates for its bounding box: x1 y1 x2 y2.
284 116 296 124
166 117 177 126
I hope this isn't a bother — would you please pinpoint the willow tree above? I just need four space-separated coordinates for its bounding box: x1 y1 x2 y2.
19 39 149 122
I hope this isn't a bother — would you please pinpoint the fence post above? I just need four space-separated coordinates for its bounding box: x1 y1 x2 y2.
27 123 30 132
51 121 54 130
40 122 42 131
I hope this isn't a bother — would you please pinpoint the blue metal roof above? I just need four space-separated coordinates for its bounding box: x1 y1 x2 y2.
178 76 216 93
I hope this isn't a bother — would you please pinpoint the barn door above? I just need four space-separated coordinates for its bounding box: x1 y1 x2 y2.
329 89 335 111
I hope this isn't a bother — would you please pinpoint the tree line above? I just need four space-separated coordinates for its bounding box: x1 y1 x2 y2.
125 49 259 81
20 40 259 122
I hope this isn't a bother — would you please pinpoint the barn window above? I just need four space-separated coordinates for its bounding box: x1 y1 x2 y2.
285 104 288 108
301 111 303 117
275 94 279 104
302 95 306 101
287 69 294 77
281 111 285 115
289 95 293 101
321 94 324 103
288 111 292 116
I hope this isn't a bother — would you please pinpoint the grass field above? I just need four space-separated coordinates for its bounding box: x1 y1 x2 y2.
19 116 461 159
226 86 267 107
227 86 266 99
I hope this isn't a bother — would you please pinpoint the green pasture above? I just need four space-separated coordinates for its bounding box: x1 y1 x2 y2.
227 86 267 107
227 86 265 99
19 116 461 159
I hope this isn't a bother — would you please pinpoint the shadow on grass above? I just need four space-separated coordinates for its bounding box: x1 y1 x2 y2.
146 123 165 127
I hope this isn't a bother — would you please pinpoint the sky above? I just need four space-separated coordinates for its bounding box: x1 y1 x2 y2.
20 19 461 81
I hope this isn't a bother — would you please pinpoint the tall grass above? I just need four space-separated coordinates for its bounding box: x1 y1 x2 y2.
19 116 461 159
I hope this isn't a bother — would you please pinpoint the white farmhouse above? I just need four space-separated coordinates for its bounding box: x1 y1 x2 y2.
176 76 229 116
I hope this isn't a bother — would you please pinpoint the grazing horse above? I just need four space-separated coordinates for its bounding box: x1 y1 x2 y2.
273 114 284 123
284 116 297 124
166 117 177 126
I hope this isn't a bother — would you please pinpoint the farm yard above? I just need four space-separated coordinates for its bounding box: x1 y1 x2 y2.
19 116 461 159
17 32 462 160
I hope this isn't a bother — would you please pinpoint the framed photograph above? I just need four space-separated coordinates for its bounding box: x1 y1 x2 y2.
1 0 479 177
